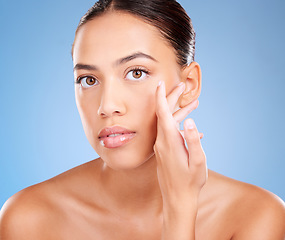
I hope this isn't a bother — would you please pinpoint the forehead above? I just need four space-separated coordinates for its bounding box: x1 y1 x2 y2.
72 11 177 66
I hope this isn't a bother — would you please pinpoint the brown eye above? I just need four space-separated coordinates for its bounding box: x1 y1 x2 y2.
86 77 96 85
126 68 149 81
78 76 99 88
132 70 142 79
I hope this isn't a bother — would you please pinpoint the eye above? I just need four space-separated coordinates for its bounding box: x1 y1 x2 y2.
76 76 99 88
125 68 149 81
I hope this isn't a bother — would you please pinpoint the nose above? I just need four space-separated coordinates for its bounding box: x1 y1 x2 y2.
97 82 127 118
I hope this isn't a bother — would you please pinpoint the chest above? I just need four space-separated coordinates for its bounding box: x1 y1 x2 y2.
52 207 162 240
50 197 236 240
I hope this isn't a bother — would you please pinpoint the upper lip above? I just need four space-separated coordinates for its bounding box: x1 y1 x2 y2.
98 126 136 138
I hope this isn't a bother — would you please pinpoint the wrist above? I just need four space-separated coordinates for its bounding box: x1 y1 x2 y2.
163 193 199 214
163 198 198 223
162 203 197 240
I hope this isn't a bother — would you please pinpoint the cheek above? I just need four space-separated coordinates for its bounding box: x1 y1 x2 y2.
128 83 158 139
154 68 181 95
128 81 157 115
75 88 100 143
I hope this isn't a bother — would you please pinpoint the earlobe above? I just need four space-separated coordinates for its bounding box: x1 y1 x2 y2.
179 62 202 108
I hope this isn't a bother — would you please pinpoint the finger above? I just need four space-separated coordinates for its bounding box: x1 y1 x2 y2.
183 119 206 167
180 130 204 139
156 81 176 128
173 99 199 123
166 82 185 113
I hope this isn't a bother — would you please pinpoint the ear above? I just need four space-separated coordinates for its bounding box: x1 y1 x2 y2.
179 62 202 108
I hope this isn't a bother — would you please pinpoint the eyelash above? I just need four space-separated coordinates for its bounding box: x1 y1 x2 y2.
74 75 95 85
74 67 150 86
126 67 150 79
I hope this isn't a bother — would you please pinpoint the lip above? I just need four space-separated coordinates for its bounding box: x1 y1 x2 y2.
98 126 136 148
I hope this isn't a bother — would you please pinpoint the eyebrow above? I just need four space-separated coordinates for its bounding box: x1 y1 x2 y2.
73 51 157 72
115 52 157 66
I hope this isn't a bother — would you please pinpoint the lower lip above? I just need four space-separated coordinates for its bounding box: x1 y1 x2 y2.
99 133 136 148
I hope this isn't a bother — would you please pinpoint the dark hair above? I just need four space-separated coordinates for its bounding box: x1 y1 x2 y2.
72 0 196 66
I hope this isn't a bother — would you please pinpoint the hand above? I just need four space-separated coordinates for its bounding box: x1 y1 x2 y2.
154 81 207 212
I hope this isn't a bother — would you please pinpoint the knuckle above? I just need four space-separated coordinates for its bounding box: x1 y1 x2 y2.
156 106 166 118
192 159 204 168
187 132 200 144
154 141 164 152
191 154 206 168
186 106 195 114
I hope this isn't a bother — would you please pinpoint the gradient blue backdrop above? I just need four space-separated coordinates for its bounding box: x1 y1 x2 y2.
1 0 284 208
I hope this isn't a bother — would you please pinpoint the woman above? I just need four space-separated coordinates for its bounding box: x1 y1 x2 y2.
1 0 284 239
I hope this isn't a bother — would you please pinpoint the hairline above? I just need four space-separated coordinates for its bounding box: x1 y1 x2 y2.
71 9 187 67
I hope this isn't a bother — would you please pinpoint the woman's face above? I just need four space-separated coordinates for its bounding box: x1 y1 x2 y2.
73 12 182 170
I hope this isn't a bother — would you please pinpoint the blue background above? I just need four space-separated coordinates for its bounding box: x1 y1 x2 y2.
0 0 284 208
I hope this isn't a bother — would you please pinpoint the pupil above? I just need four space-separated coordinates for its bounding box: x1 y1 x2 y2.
133 70 142 78
87 77 94 85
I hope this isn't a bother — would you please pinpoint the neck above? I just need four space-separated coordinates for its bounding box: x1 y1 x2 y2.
99 154 163 216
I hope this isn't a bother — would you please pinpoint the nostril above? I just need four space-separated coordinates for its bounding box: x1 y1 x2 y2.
112 110 122 116
98 109 121 117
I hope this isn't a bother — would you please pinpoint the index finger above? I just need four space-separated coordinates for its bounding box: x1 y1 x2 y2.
166 82 185 113
156 81 174 126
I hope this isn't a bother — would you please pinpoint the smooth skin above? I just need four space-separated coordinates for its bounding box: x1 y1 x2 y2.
1 11 285 240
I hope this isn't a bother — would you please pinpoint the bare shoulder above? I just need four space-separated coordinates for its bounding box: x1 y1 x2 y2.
206 170 285 239
0 182 57 239
0 158 102 239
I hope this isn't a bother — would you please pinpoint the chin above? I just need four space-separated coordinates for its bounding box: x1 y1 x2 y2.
97 146 155 171
87 128 157 171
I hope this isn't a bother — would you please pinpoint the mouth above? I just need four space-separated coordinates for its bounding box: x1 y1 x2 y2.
98 126 136 148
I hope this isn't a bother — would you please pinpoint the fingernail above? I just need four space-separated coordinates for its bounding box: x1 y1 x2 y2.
193 99 199 107
160 81 165 92
158 81 162 87
185 119 195 129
